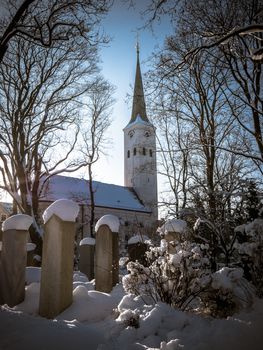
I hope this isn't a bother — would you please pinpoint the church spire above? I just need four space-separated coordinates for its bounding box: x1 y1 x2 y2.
129 42 149 124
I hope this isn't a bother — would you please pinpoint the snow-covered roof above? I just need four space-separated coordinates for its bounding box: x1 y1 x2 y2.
40 175 150 213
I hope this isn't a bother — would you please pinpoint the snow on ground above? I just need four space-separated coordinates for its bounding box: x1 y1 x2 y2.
0 267 263 350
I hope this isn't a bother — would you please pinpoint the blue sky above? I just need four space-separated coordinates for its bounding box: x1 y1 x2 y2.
89 0 172 186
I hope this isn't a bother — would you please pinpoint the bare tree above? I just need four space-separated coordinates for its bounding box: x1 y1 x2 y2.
0 0 112 62
0 30 104 252
142 0 263 170
181 0 263 172
147 36 255 268
150 100 191 218
80 78 115 237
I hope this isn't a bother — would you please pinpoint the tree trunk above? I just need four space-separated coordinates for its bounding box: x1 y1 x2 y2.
88 164 95 238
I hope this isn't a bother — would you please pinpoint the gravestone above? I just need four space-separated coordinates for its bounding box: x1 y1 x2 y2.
0 214 33 307
95 215 119 293
128 234 150 265
79 237 95 280
26 242 36 266
159 219 187 253
39 199 79 319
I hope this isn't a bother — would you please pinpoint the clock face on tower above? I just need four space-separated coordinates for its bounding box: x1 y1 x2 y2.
128 130 135 138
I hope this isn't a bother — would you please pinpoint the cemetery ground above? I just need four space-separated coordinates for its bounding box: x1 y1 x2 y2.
0 265 263 349
0 201 263 349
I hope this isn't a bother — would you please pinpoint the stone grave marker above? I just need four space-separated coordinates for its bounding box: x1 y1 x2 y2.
128 234 150 265
79 237 96 280
95 215 119 293
159 219 187 254
39 199 79 319
0 214 33 307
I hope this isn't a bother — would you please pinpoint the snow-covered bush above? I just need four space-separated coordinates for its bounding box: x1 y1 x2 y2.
193 216 237 270
123 239 211 310
201 267 255 318
123 238 255 318
234 218 263 296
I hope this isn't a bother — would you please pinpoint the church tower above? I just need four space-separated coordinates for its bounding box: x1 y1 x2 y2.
123 45 158 221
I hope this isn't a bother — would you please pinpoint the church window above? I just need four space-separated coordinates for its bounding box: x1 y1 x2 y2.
149 149 153 157
133 148 136 156
127 150 130 158
129 130 135 138
143 147 146 155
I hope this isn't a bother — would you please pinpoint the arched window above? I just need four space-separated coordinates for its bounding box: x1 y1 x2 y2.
133 148 136 156
149 149 153 157
127 150 130 158
143 147 146 155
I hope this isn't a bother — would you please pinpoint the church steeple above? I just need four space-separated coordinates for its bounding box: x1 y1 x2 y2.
130 42 149 124
123 44 158 221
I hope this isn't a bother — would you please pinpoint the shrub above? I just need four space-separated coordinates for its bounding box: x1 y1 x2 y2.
201 267 255 318
123 239 211 310
123 239 255 317
234 218 263 296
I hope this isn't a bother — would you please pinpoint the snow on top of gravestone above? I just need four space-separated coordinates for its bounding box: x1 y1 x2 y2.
159 219 187 234
43 199 79 224
26 243 36 252
95 215 120 233
79 237 96 246
128 234 150 245
2 214 33 231
40 175 149 213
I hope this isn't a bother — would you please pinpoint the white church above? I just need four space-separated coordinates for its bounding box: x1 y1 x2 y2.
40 47 158 248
